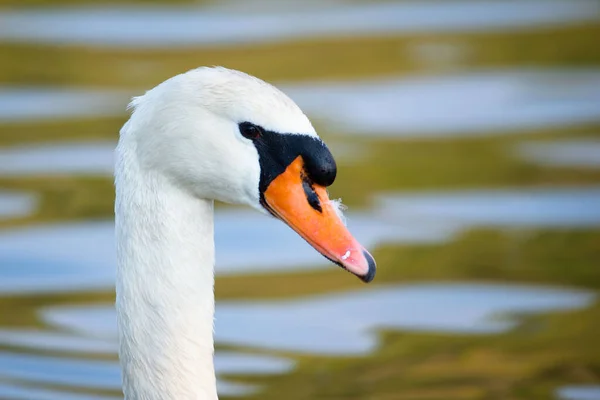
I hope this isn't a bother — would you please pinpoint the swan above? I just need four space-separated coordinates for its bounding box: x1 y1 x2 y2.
114 66 376 399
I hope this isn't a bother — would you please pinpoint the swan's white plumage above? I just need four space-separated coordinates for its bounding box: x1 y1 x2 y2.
129 66 317 137
115 66 321 399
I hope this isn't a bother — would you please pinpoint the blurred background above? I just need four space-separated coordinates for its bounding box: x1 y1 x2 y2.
0 0 600 399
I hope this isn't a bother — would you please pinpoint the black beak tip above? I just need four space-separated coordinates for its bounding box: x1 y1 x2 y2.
360 250 377 283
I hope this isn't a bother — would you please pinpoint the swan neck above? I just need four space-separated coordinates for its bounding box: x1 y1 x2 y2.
115 148 217 400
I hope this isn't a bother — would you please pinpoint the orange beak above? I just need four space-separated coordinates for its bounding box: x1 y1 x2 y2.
262 156 376 282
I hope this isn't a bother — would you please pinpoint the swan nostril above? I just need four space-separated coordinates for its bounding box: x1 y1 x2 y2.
302 175 322 212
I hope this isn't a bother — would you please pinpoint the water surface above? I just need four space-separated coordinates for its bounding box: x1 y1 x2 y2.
3 69 600 137
558 385 600 400
0 282 592 398
0 209 446 294
1 1 598 397
0 349 292 397
0 142 116 176
2 186 598 294
0 191 36 219
0 382 119 400
517 139 600 168
0 87 127 122
376 186 600 228
285 70 600 136
0 0 597 47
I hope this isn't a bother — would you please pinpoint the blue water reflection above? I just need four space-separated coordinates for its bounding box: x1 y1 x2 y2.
0 282 593 398
0 0 596 47
0 191 36 220
517 139 600 169
3 70 600 135
2 187 599 294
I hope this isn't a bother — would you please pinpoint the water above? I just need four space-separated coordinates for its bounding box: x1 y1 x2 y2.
1 183 597 396
375 187 600 228
0 210 444 295
42 283 593 353
0 382 119 400
0 87 127 122
517 139 600 168
285 70 600 136
558 386 600 400
2 186 598 295
0 142 116 176
1 0 599 398
4 69 600 137
0 185 597 396
0 350 291 397
0 191 36 220
0 283 592 397
0 0 597 47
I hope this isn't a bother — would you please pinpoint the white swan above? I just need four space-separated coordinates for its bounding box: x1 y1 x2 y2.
114 66 376 399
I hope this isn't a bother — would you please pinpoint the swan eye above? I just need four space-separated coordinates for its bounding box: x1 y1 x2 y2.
239 122 263 140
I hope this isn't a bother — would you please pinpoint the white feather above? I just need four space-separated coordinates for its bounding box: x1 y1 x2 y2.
329 198 348 226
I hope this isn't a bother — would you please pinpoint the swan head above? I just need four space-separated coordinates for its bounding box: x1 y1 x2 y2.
125 66 376 282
